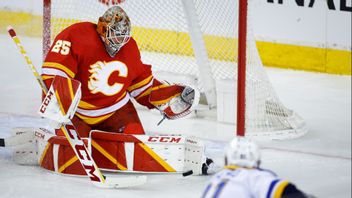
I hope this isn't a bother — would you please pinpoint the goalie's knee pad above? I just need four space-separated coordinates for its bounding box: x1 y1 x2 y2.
39 135 89 176
13 142 38 165
90 131 211 175
9 128 40 165
8 128 88 176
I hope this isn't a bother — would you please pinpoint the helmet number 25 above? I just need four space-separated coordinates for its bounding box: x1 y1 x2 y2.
51 40 71 55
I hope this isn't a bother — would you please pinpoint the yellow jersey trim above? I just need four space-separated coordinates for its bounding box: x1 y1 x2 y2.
128 75 153 92
43 62 75 78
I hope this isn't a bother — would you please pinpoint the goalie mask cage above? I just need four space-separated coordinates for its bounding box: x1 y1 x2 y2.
43 0 308 140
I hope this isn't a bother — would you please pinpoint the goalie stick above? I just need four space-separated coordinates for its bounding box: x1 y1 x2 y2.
6 26 147 188
0 138 4 147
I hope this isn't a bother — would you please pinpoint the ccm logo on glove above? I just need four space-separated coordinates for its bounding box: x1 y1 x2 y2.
39 91 54 113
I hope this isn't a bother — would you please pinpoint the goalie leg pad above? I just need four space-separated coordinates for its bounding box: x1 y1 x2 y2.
90 131 185 173
9 128 43 165
183 136 206 175
8 127 87 176
13 142 38 165
90 131 208 175
39 135 89 176
8 128 213 176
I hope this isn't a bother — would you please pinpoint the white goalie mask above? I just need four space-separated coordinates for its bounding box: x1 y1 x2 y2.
225 137 261 168
97 6 131 57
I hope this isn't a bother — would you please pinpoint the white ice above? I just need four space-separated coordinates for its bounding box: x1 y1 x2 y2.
0 34 350 198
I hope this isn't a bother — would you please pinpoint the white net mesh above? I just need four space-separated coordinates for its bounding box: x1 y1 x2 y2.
45 0 307 139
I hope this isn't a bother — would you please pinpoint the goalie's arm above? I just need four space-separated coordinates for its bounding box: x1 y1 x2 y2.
150 84 199 120
128 73 199 120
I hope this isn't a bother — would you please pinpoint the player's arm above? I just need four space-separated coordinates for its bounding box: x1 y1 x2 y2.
128 69 199 120
281 183 316 198
41 28 78 89
252 170 316 198
126 39 199 120
126 38 199 120
263 178 314 198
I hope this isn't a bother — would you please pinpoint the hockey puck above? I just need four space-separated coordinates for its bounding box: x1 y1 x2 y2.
182 170 193 177
0 138 4 147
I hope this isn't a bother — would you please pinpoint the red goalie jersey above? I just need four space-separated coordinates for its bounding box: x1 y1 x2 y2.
42 22 183 137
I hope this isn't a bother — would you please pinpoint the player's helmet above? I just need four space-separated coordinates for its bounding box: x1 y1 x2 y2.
97 6 131 57
225 137 261 168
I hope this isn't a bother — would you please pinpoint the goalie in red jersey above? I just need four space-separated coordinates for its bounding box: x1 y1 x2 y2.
41 6 199 138
3 5 219 178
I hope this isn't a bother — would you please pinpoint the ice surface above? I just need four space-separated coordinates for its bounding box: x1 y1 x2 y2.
0 34 350 198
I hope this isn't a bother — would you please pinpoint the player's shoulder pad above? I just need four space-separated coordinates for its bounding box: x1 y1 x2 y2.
256 167 278 177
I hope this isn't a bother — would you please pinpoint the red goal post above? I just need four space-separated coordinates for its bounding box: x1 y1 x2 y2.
42 0 308 140
237 0 248 136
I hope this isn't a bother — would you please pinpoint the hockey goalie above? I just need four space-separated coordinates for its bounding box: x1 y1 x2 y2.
3 5 218 178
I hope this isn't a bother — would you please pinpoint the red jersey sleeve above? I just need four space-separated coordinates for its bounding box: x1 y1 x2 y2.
126 38 183 109
41 25 79 88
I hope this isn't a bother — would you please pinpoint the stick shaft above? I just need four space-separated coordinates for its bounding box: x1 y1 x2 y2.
7 27 48 94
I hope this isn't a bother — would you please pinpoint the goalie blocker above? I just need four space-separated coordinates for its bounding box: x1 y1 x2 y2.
5 127 217 176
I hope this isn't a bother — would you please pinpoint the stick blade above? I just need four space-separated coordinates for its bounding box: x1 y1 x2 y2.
182 170 193 177
94 175 147 189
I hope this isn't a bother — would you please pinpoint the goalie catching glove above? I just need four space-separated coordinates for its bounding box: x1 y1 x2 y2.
150 85 200 123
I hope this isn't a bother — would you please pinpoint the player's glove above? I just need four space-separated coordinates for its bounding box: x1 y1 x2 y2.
156 85 199 124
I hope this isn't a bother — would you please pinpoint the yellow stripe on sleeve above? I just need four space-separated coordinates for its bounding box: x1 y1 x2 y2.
127 75 153 92
224 165 241 170
43 62 75 78
75 112 114 125
42 75 55 81
150 93 181 106
273 180 290 198
135 87 152 100
78 100 97 109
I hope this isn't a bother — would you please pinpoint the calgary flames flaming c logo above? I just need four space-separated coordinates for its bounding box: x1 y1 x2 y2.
88 61 128 96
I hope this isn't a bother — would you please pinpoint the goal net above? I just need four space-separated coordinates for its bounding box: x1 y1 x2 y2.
43 0 308 139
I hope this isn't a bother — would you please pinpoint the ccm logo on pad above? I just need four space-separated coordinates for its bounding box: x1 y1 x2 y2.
148 136 182 143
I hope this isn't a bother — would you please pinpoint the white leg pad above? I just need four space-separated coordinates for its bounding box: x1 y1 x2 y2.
12 141 38 165
8 127 54 165
183 136 206 175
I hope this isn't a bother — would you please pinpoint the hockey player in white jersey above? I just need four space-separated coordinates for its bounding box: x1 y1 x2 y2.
201 137 314 198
